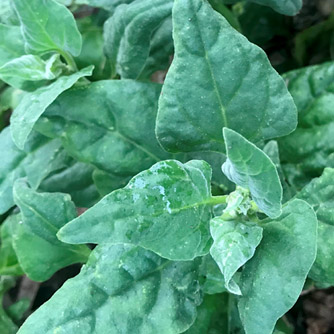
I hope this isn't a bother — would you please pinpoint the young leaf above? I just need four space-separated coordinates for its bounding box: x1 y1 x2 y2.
156 0 297 153
0 24 25 66
238 199 318 334
17 244 202 334
58 160 215 260
0 54 63 89
0 215 24 276
245 0 302 16
10 65 93 149
222 128 282 218
12 0 82 56
34 79 169 176
103 0 173 79
0 127 70 214
12 179 91 281
210 218 263 295
295 168 334 284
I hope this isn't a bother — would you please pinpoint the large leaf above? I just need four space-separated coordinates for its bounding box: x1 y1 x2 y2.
238 199 317 334
245 0 302 16
0 215 23 276
10 65 93 149
12 180 91 281
156 0 297 153
222 128 282 218
210 218 263 295
0 24 25 67
12 0 82 56
279 62 334 185
35 79 169 176
103 0 173 79
0 127 70 214
17 244 202 334
58 160 215 260
295 168 334 284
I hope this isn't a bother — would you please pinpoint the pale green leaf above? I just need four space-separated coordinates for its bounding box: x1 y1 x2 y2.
222 128 282 218
245 0 302 16
0 24 25 66
103 0 173 79
58 160 214 260
0 54 63 90
210 218 263 295
295 168 334 284
76 0 134 12
10 65 93 149
0 127 70 214
12 0 82 56
17 244 202 334
238 199 317 334
156 0 297 153
12 179 91 281
0 0 19 25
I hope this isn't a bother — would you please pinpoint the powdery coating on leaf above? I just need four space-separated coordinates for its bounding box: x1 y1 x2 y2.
238 199 318 334
222 128 282 218
156 0 297 153
17 244 202 334
58 160 214 260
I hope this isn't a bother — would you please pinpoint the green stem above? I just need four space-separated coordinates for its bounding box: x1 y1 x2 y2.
207 195 228 206
59 50 78 72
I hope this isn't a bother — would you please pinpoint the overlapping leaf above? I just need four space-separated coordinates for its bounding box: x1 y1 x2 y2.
238 199 317 334
156 0 297 153
11 180 91 281
245 0 302 16
58 160 214 260
17 244 202 334
222 128 282 218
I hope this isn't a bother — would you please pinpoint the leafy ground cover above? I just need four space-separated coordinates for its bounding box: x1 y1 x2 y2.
0 0 334 333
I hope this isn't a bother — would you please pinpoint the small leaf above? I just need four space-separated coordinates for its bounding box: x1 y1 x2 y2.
0 54 63 89
156 0 297 153
222 128 282 218
103 0 173 79
0 277 18 334
295 168 334 284
0 127 71 214
17 244 202 334
10 65 93 149
238 199 317 334
13 0 82 56
12 179 91 281
58 160 214 260
245 0 302 16
210 218 263 295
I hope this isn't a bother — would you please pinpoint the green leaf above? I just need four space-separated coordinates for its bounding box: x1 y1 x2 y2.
12 0 82 56
279 62 334 183
295 168 334 284
58 160 215 260
0 24 25 66
0 1 19 25
222 128 282 218
6 298 30 324
17 244 202 334
12 179 91 281
0 215 24 276
35 79 169 176
10 65 93 149
185 294 229 334
210 218 263 295
156 0 297 153
0 54 63 90
0 127 71 214
0 277 18 334
244 0 302 16
40 161 100 208
238 199 318 334
76 0 134 12
103 0 173 79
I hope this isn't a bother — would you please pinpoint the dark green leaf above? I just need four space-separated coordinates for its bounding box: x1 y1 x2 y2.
12 179 91 281
58 160 215 260
18 244 202 334
0 277 18 334
244 0 302 16
223 128 282 218
238 199 317 334
10 65 93 149
156 0 297 153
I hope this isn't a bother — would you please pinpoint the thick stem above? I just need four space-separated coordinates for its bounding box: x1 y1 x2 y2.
207 195 228 206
